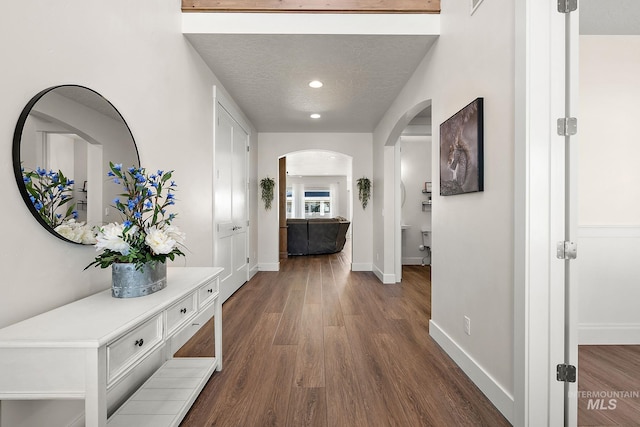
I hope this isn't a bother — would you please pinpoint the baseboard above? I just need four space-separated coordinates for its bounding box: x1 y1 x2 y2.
249 264 259 279
372 264 396 284
258 262 279 272
402 257 429 265
578 323 640 345
350 262 372 271
429 320 514 424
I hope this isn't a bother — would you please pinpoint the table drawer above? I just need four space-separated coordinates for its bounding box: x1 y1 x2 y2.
107 314 163 385
198 278 219 308
166 292 197 336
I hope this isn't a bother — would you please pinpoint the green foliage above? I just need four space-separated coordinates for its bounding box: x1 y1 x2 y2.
22 166 77 228
357 177 371 210
260 177 275 210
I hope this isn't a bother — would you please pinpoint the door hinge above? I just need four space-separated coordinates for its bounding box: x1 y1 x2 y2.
247 257 250 263
247 145 250 152
557 363 576 382
557 117 577 136
557 0 577 13
556 241 577 260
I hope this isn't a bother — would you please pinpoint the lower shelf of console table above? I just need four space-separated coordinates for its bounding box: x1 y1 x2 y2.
0 267 223 427
108 357 217 427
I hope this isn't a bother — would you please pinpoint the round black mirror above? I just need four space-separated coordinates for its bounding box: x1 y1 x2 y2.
12 85 140 244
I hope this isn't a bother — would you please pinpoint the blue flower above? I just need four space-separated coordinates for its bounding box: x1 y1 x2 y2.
147 189 153 197
133 212 142 219
114 164 122 171
170 180 176 187
128 166 136 173
157 170 164 176
72 211 78 219
37 167 46 176
127 199 136 210
56 213 62 219
145 200 153 209
23 176 31 183
58 185 65 191
113 197 120 205
107 171 115 177
113 177 120 184
151 181 158 188
135 173 146 183
35 202 43 210
68 179 74 185
168 213 176 220
149 174 157 181
29 196 35 203
123 220 132 228
167 193 175 200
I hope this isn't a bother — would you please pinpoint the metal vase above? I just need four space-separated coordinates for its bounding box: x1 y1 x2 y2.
111 262 167 298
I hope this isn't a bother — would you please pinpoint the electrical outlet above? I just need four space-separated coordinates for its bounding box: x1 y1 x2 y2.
464 316 471 335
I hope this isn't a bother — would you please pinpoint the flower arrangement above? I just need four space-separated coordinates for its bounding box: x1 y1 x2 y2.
22 166 78 228
22 166 95 244
86 162 185 270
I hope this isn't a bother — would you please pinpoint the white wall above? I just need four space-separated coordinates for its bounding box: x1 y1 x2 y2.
578 36 640 344
0 1 255 425
257 133 372 271
372 0 515 421
400 136 432 265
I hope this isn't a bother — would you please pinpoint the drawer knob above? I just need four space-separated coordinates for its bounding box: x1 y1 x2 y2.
180 308 187 314
134 339 144 347
207 289 213 293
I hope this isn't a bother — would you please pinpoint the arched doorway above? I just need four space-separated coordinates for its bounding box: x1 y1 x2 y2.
279 150 353 261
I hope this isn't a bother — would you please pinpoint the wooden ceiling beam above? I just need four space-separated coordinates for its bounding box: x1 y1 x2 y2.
182 0 440 13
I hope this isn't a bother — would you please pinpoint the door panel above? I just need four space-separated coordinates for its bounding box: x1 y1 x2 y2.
215 105 248 302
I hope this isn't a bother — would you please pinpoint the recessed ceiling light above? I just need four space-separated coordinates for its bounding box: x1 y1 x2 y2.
309 80 323 88
310 113 321 119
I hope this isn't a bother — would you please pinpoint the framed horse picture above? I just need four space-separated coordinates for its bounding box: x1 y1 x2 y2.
439 98 484 196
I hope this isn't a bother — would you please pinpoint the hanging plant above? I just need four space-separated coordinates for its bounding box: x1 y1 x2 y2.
357 176 371 210
260 177 275 210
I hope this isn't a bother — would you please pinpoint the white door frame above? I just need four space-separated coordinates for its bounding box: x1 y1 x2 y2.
514 0 568 425
213 87 251 292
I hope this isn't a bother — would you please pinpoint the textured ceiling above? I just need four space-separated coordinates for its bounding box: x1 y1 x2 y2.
580 0 640 35
185 33 437 132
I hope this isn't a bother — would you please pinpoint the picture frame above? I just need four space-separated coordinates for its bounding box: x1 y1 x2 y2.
470 0 485 15
439 97 484 196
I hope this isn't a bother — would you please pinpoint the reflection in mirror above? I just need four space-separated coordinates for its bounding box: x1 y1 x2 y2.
13 85 140 244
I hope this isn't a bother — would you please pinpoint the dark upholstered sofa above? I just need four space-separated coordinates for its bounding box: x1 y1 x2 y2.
287 217 350 256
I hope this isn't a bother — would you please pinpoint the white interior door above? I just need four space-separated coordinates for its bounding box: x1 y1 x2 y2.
215 104 248 302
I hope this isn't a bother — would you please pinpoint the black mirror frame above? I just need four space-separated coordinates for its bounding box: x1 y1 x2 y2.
12 85 140 244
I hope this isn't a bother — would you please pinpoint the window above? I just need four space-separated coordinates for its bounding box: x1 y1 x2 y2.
304 189 331 218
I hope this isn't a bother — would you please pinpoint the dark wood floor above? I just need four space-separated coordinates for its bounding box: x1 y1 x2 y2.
578 345 640 426
177 250 510 426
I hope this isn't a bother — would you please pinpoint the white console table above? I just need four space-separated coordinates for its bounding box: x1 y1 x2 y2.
0 267 223 427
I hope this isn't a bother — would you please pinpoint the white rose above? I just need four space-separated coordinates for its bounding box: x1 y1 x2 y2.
145 226 176 255
163 225 186 245
95 223 132 255
78 225 97 245
55 222 81 243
